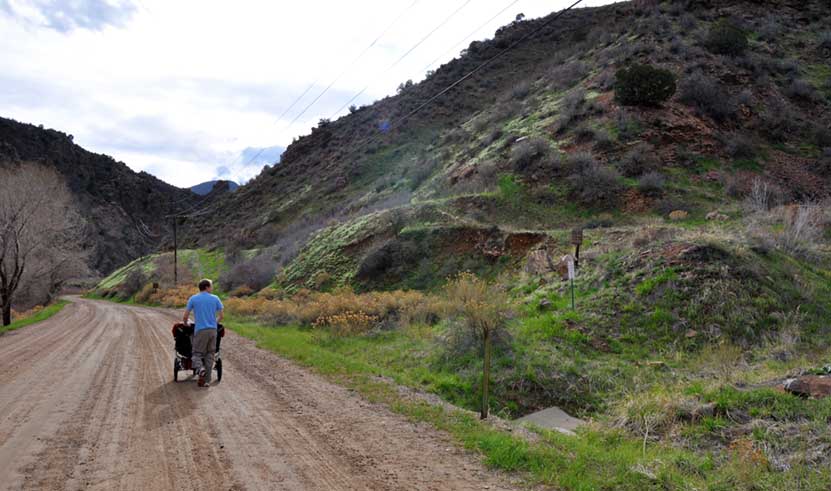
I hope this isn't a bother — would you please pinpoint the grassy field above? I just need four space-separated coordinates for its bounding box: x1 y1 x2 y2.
0 301 69 335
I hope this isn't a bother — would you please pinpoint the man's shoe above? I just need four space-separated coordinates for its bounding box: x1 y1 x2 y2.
197 369 206 387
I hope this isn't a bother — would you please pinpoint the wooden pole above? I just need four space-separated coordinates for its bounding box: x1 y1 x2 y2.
173 216 178 286
481 328 491 419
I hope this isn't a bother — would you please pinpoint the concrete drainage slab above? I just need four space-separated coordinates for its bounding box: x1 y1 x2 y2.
515 407 585 435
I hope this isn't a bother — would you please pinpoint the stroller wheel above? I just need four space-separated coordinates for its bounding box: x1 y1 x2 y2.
174 359 180 382
215 358 222 382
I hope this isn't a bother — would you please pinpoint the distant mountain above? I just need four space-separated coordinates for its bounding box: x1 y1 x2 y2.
191 180 239 196
0 117 202 274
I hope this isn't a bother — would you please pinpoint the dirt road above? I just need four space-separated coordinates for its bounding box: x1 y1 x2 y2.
0 298 518 490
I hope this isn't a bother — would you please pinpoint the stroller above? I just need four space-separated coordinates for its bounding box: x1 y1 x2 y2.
171 323 225 382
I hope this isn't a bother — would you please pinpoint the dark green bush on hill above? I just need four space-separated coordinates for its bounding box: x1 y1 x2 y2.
614 64 677 107
705 20 748 56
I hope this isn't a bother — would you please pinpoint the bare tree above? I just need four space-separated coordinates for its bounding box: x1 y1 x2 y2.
0 163 87 325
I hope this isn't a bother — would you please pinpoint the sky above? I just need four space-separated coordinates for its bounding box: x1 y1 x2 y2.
0 0 616 188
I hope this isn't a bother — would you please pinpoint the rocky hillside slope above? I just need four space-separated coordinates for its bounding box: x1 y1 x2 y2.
182 0 829 291
0 117 201 274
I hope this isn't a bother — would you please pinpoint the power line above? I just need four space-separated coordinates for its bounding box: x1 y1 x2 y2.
392 0 585 129
422 0 523 74
330 0 475 119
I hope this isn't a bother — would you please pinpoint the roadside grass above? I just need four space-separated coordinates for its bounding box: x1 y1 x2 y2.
229 316 831 490
0 300 69 335
229 317 698 490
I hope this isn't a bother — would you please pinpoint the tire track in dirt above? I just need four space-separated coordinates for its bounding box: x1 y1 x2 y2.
0 298 521 491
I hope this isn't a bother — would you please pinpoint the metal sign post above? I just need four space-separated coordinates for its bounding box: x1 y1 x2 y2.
564 254 576 310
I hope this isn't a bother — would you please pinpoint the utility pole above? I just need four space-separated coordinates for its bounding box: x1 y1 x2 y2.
169 197 178 286
173 215 178 286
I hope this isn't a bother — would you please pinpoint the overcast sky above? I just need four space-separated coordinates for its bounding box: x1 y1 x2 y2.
0 0 615 187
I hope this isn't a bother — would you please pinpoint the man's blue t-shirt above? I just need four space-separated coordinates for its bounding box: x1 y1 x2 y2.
186 292 223 332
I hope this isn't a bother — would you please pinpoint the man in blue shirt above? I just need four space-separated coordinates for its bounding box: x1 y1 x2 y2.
183 279 224 387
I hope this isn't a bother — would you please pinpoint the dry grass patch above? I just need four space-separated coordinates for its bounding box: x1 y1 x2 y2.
226 288 445 332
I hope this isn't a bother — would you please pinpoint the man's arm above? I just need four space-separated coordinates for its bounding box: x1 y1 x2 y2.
216 297 224 324
183 297 192 324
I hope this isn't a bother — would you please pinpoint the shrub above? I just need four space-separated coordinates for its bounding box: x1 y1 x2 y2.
705 20 748 56
311 271 332 290
595 69 615 91
146 285 194 308
819 32 831 51
679 13 696 31
219 254 276 292
776 58 800 76
725 134 756 159
122 269 148 298
655 198 691 216
757 16 781 43
510 81 531 100
556 89 587 131
815 127 831 150
443 272 510 419
637 172 666 197
312 311 379 337
152 254 193 288
498 174 522 203
614 64 677 107
592 129 615 151
549 60 588 90
407 157 439 190
567 159 623 207
785 79 819 102
618 143 659 177
746 178 774 212
679 71 735 122
229 285 254 297
561 152 595 175
817 148 831 177
509 137 550 172
615 111 642 141
134 283 156 304
225 289 441 330
777 204 825 254
573 124 596 143
758 100 801 142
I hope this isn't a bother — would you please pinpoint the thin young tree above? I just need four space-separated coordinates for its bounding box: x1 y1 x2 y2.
0 162 87 326
444 272 510 419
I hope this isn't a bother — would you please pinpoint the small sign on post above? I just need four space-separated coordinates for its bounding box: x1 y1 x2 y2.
570 228 583 246
571 227 584 270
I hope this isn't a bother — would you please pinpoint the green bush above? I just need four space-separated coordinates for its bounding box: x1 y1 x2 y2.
705 21 748 56
614 64 677 107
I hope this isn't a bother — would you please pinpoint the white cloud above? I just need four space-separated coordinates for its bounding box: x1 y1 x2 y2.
0 0 617 187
